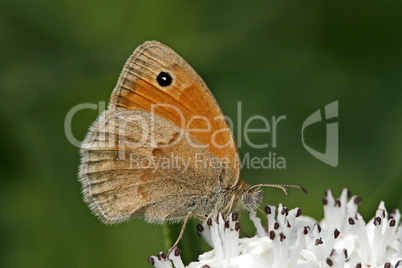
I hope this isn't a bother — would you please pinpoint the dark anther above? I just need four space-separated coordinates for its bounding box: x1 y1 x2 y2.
356 263 362 268
196 223 204 235
224 220 229 228
281 207 288 216
334 228 340 238
231 212 238 221
315 238 323 245
158 252 166 260
322 197 328 205
390 219 396 227
269 231 275 240
374 217 382 226
174 247 181 257
196 223 204 232
207 218 212 226
148 256 154 265
343 249 348 258
315 223 322 233
274 222 280 230
348 217 355 225
384 262 391 268
354 196 362 204
279 232 286 241
296 208 302 217
265 205 271 214
335 199 341 207
326 258 333 266
235 222 241 232
347 189 351 198
304 226 310 235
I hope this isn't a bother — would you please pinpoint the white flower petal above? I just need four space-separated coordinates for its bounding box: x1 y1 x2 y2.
150 189 402 268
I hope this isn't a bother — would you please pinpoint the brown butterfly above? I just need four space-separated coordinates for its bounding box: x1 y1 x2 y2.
79 41 305 251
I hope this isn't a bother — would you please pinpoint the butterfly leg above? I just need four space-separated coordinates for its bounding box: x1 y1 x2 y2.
225 194 237 216
167 211 195 258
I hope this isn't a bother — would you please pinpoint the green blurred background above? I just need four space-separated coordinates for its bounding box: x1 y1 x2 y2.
1 1 401 267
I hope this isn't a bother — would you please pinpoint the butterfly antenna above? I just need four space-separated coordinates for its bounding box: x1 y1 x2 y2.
249 183 307 196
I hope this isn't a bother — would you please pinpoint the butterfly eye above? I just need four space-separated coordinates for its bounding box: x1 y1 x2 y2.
242 193 252 204
157 71 172 87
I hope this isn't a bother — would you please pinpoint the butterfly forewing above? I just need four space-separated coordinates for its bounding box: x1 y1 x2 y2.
109 41 240 186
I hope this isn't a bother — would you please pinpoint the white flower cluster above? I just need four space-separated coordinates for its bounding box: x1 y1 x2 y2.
149 189 402 268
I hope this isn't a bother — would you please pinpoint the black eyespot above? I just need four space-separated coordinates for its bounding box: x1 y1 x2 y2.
157 72 172 87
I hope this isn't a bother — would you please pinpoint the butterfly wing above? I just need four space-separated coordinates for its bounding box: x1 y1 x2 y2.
109 41 240 185
79 41 240 224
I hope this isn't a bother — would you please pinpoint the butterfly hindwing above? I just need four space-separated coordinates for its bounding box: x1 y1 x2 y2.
80 109 223 223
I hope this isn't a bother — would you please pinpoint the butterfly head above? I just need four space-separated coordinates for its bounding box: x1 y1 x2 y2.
240 185 264 211
234 183 263 211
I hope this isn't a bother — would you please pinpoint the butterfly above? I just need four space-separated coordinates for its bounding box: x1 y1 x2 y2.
79 41 305 251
